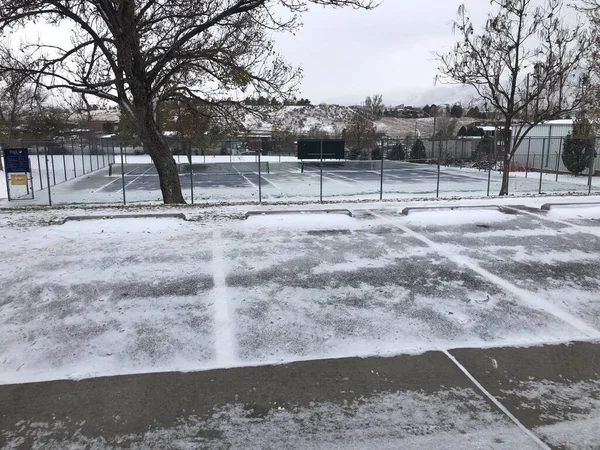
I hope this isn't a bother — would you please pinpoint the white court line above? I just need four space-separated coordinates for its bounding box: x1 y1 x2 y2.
442 350 552 450
211 229 237 366
368 210 600 338
233 165 285 192
117 166 154 193
95 166 139 192
302 171 352 186
234 167 259 189
262 177 283 191
323 171 375 185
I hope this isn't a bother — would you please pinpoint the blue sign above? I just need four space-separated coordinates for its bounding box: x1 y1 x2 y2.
3 148 30 173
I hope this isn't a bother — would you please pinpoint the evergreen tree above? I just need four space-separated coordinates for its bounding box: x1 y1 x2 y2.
410 139 427 162
387 143 406 160
450 104 464 118
474 136 494 160
562 118 596 175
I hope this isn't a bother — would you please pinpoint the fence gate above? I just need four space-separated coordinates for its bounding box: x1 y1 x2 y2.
3 148 34 201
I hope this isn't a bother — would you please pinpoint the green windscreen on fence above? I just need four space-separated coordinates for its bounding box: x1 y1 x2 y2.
297 139 345 160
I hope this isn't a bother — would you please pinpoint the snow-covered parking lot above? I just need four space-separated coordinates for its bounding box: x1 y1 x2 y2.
1 200 600 448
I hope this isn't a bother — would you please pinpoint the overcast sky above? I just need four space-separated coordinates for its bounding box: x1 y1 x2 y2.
18 0 568 108
272 0 510 106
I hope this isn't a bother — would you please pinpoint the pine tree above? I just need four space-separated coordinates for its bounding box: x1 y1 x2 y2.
387 143 406 160
562 118 596 176
410 139 427 162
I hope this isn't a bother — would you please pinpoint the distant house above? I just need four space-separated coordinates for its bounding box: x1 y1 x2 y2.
68 109 121 136
384 106 429 119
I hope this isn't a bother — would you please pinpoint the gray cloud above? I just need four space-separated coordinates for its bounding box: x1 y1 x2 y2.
273 0 512 105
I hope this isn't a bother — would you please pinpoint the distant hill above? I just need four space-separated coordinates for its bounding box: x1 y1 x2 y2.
243 104 478 137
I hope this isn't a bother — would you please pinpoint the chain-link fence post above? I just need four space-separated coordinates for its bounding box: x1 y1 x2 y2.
71 140 77 178
539 138 546 194
556 137 563 182
80 136 86 174
45 152 52 206
120 143 126 205
258 147 262 204
190 154 194 205
487 150 492 197
588 138 596 194
89 138 93 170
50 145 57 186
35 143 43 190
379 137 385 201
62 142 67 182
525 138 531 178
320 140 323 204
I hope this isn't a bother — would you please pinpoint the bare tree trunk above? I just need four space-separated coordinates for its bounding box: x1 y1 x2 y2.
138 120 185 204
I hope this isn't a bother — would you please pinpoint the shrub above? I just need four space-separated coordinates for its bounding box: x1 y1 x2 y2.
349 148 369 160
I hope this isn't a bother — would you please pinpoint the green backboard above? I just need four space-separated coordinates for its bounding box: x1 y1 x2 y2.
297 139 345 159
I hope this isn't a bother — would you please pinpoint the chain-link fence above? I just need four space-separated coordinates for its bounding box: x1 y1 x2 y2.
1 138 116 205
1 135 598 206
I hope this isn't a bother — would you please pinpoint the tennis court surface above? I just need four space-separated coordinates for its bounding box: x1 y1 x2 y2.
3 155 596 205
1 201 599 448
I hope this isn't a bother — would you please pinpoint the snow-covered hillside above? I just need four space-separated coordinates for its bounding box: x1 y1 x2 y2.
244 105 354 135
244 104 478 137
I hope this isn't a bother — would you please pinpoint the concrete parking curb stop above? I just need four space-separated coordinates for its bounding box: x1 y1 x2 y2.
540 201 600 211
245 208 353 219
400 205 505 215
60 212 188 224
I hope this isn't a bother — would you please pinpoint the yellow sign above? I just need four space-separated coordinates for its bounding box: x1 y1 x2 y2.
10 174 28 186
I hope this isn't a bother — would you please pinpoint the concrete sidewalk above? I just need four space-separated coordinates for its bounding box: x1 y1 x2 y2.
1 341 598 449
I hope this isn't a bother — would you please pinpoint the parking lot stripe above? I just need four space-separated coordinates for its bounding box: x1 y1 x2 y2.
502 205 600 235
211 228 236 366
368 210 600 338
442 350 552 450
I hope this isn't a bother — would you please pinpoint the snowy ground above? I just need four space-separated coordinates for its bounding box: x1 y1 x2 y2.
1 200 600 448
1 201 600 383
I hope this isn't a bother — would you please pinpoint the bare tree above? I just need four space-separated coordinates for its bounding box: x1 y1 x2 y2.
343 111 378 154
0 0 375 203
435 116 458 137
577 1 600 129
364 94 384 119
437 0 590 195
0 49 38 142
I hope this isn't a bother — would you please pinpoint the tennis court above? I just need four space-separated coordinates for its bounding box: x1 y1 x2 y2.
4 155 596 205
